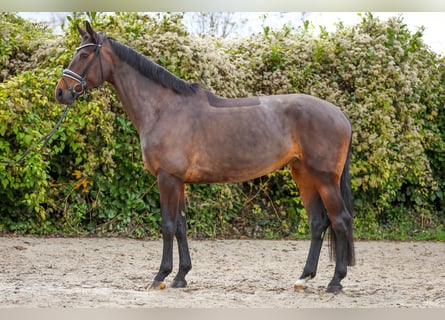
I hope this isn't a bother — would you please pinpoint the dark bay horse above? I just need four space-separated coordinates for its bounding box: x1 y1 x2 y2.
55 22 355 293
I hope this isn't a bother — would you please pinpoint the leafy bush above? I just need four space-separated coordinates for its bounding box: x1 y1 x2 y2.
1 12 444 240
0 13 53 82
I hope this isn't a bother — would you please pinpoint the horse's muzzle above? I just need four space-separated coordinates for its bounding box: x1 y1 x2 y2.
55 86 77 105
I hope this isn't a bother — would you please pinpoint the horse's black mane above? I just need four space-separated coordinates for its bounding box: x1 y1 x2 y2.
108 37 199 96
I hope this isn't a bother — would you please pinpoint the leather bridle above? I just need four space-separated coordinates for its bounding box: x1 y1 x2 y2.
61 33 105 97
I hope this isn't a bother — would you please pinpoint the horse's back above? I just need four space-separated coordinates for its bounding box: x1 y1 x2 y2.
261 93 349 124
205 90 260 108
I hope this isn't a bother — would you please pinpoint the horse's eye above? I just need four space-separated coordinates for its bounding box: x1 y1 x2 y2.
79 52 89 60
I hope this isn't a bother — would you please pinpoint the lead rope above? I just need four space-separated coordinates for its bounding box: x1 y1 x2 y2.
0 103 73 166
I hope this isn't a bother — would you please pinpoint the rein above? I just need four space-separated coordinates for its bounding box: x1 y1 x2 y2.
0 103 73 166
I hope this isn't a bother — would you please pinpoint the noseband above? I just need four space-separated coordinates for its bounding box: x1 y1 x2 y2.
61 33 105 96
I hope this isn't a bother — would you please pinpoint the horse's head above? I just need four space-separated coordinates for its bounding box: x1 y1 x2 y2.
55 21 111 105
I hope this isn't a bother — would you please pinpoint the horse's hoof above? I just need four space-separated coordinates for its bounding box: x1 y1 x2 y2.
171 279 187 288
148 281 166 290
326 284 343 294
294 275 313 291
293 278 308 290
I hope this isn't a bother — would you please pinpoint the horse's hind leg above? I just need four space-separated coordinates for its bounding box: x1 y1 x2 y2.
318 184 354 293
291 164 330 290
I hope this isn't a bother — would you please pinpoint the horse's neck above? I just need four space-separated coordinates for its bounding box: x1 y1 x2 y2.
110 63 165 134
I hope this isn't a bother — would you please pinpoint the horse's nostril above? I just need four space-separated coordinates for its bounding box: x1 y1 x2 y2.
57 88 63 97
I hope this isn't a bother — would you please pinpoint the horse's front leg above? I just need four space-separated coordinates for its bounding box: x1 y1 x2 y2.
150 169 191 289
171 210 192 288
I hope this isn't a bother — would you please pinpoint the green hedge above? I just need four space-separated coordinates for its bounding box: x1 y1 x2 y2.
1 12 444 240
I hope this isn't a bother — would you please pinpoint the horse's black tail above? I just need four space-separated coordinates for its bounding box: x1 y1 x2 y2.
329 135 355 266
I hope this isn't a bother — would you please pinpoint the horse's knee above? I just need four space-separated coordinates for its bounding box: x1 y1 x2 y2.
161 220 177 238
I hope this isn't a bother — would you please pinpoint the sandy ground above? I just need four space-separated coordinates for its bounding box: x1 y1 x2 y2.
0 236 444 308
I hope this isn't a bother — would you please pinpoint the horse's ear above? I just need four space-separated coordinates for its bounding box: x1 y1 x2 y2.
77 24 87 38
85 21 99 43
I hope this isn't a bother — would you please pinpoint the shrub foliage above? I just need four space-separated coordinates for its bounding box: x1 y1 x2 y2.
1 12 444 239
